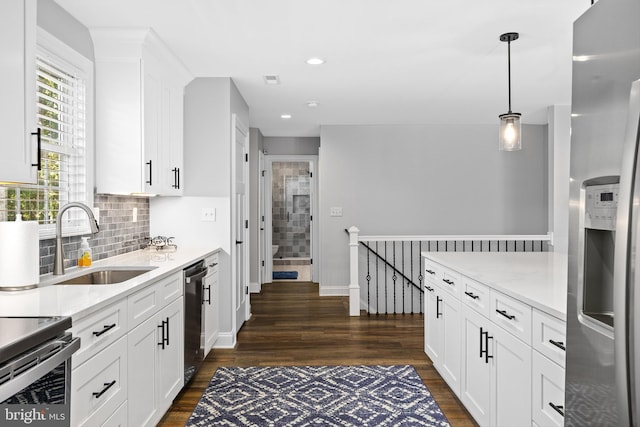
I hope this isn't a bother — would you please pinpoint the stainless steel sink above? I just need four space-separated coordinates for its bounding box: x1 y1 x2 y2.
55 267 157 285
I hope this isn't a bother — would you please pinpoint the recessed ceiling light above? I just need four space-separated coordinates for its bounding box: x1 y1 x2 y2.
306 57 325 65
263 75 280 85
306 101 319 108
281 114 292 119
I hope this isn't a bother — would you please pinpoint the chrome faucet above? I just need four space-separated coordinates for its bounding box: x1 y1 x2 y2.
53 202 100 275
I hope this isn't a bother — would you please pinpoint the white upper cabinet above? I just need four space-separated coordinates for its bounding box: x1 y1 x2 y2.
0 1 38 184
91 28 192 195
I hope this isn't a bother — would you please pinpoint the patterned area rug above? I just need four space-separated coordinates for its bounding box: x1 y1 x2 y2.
186 365 450 426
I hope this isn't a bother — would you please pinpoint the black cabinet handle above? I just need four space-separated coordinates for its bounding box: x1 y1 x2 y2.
157 318 169 349
425 286 434 292
496 309 516 320
92 380 116 399
236 240 243 245
480 328 494 363
549 402 564 417
146 160 153 185
442 278 455 286
425 269 435 275
436 296 442 319
203 285 211 304
464 291 479 300
92 324 116 337
172 167 180 189
209 262 218 268
549 339 566 351
31 128 41 170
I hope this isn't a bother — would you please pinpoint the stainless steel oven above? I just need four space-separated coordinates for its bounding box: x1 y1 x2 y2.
0 317 80 426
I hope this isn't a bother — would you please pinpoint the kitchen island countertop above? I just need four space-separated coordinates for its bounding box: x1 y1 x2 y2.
421 251 568 320
0 246 220 321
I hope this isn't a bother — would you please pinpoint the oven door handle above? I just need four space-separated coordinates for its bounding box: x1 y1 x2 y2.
0 336 80 403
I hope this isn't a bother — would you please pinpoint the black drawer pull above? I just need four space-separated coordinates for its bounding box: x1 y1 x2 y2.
496 309 516 320
425 269 435 275
549 402 564 417
209 262 218 268
425 286 434 292
92 323 116 337
93 380 116 399
549 339 566 351
464 291 479 300
442 278 455 285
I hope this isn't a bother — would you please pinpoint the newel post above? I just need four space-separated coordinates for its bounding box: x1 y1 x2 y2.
348 226 361 316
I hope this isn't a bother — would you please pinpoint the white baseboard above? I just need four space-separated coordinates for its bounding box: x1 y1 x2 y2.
213 330 237 349
319 284 349 296
249 281 261 293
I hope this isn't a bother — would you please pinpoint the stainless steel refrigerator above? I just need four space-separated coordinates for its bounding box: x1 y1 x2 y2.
566 0 640 425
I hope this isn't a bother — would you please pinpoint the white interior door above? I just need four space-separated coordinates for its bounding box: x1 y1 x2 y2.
258 151 266 286
232 114 250 331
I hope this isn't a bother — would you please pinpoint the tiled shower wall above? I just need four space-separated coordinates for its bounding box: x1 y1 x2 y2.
272 162 311 258
39 194 150 274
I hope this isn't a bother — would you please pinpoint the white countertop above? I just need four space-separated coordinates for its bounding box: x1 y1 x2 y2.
0 246 219 321
421 251 568 320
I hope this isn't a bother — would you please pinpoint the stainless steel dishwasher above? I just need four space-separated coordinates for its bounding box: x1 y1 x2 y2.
183 260 207 384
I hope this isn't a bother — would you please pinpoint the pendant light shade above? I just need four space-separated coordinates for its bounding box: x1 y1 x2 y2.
499 112 521 151
498 32 522 151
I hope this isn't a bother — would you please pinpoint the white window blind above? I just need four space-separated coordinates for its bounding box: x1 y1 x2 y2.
0 35 91 237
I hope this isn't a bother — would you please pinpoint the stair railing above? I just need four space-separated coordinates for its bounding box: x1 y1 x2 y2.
347 226 553 316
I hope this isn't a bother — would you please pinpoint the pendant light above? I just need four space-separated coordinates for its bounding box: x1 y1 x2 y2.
498 32 521 151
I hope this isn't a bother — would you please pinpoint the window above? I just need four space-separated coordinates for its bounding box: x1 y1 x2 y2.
0 29 93 238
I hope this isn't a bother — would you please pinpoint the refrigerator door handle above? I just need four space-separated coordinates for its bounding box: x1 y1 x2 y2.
614 79 640 427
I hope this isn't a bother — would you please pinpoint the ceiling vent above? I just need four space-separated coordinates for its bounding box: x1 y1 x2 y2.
263 75 280 85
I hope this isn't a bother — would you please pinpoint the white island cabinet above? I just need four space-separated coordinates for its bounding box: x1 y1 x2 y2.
422 252 567 427
0 1 38 184
91 28 192 196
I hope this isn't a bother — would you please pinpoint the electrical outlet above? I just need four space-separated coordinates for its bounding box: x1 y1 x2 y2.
132 207 138 223
201 208 216 222
330 207 343 217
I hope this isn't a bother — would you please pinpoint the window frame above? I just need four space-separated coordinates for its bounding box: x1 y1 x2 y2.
34 28 94 240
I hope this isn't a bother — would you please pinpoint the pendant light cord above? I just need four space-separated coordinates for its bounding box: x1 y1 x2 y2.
507 39 512 114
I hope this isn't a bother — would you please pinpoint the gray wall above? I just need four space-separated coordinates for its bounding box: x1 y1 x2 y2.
264 137 320 155
318 124 548 291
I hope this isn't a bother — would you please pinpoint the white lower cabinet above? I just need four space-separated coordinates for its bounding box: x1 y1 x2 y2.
71 336 128 427
71 271 185 426
532 346 565 427
459 304 532 427
128 296 184 427
424 283 461 395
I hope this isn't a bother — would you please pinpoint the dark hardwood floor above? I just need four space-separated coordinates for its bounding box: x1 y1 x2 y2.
158 282 477 426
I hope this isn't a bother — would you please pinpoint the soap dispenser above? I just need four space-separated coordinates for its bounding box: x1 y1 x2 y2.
78 237 92 267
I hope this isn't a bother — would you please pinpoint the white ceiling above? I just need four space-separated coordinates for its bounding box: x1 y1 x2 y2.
54 0 590 137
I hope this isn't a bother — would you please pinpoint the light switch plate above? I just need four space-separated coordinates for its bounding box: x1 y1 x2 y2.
201 208 216 222
330 207 343 217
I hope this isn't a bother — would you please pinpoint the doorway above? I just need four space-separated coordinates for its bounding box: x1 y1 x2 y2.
264 155 318 283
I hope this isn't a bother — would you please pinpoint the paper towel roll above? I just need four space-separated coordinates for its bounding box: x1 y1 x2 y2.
0 215 40 290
